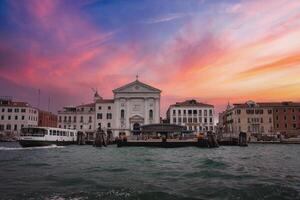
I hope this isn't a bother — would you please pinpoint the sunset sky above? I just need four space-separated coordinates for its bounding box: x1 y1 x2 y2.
0 0 300 117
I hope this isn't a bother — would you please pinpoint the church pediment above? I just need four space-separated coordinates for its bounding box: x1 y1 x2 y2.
113 80 161 94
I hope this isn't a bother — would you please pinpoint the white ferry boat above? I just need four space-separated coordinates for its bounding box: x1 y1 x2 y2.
19 127 77 147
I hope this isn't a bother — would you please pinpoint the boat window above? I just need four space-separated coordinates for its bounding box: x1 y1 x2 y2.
70 132 74 137
20 128 47 137
53 130 57 136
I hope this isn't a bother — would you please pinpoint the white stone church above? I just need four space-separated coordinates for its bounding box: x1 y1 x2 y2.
58 78 161 138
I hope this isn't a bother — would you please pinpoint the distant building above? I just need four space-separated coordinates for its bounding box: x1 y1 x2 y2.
112 79 161 137
220 100 300 137
38 110 57 128
166 99 215 133
57 103 95 140
0 97 38 133
270 102 300 136
57 78 161 138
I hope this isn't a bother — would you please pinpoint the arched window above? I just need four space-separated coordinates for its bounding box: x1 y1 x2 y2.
121 109 125 119
149 109 153 120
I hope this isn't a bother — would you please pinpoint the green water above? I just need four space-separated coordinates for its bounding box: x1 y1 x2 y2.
0 142 299 200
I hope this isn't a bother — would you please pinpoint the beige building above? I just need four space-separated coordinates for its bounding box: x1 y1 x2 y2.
221 101 274 137
57 103 95 140
0 97 38 134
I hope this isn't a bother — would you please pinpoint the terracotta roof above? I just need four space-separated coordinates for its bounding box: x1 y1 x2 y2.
170 99 214 108
95 99 114 103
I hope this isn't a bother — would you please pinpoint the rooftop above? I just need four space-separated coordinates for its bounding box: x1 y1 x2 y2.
233 101 300 108
170 99 214 108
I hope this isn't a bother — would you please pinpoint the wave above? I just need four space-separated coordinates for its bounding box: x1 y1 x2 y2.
0 145 64 151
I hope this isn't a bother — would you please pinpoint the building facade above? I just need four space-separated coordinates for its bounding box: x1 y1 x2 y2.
220 100 300 137
0 97 38 134
271 102 300 136
112 79 161 136
57 103 95 140
166 99 215 133
38 110 57 127
58 79 161 138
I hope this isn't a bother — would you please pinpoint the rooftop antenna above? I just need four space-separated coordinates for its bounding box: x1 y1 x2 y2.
37 89 41 109
136 73 139 80
48 96 50 112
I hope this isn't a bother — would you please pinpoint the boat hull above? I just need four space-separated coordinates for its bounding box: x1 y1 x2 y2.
19 140 75 148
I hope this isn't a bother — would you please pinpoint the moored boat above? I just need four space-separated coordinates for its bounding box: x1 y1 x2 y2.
19 127 77 147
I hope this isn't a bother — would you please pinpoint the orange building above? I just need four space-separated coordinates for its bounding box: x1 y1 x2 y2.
38 110 57 128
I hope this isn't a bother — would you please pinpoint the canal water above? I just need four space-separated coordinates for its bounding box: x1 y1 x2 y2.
0 142 299 200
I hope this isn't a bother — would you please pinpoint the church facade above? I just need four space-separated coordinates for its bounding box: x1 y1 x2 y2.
58 78 161 138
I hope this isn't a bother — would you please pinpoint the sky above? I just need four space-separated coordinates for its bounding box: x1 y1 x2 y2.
0 0 300 117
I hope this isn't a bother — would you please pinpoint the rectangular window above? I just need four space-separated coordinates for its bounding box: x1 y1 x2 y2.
199 117 202 123
178 110 181 115
8 109 12 113
2 108 5 112
173 118 176 123
209 110 213 116
183 110 186 115
173 110 176 115
204 110 207 116
98 106 102 110
80 116 83 122
178 118 182 123
193 118 197 123
8 116 11 120
107 123 111 128
15 109 19 113
15 116 18 120
188 110 192 115
1 116 3 120
193 110 197 115
183 118 187 123
199 110 202 115
293 124 296 129
97 113 102 119
108 106 111 110
237 109 241 114
188 118 192 123
21 109 26 113
107 113 112 119
74 116 76 122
